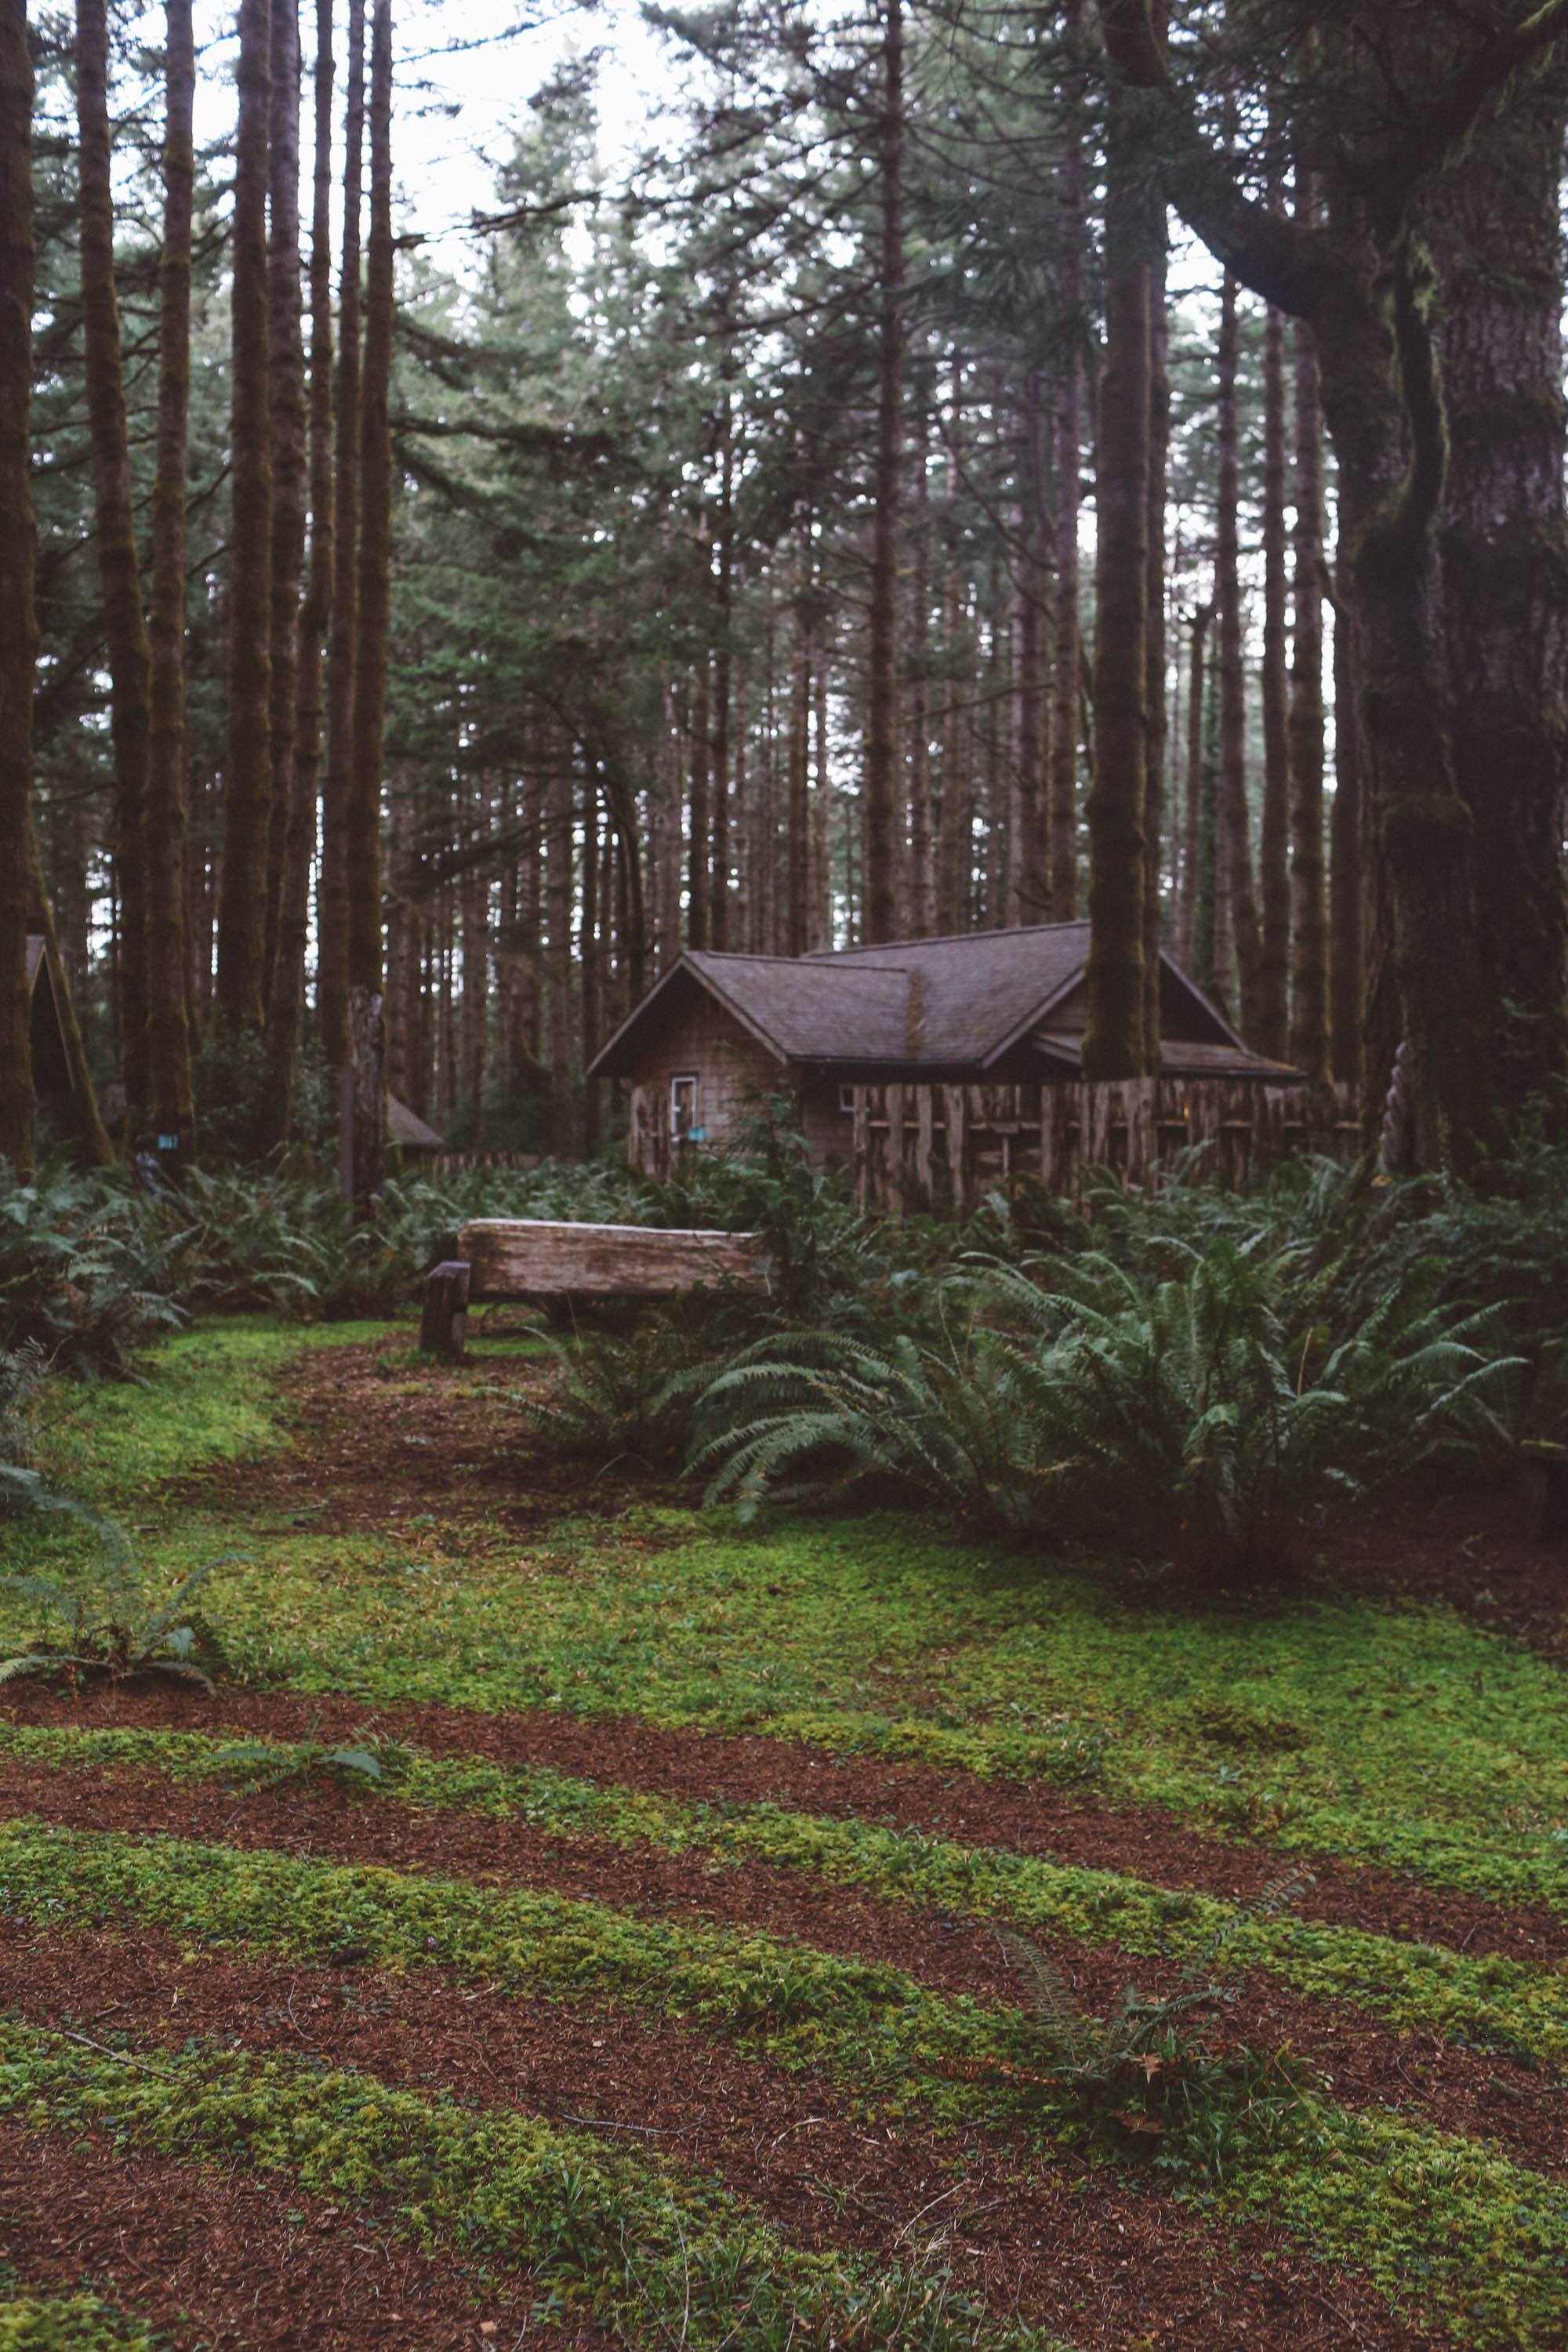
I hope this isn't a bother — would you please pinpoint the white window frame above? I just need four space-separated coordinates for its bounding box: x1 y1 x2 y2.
838 1082 857 1116
670 1073 699 1140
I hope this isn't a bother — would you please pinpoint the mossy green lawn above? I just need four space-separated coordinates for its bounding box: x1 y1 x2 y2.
0 2288 162 2351
5 1320 1566 1909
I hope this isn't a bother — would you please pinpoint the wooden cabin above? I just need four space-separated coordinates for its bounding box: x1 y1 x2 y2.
24 935 96 1147
589 924 1352 1207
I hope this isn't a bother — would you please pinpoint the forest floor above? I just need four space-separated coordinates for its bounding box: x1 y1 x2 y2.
0 1316 1563 2351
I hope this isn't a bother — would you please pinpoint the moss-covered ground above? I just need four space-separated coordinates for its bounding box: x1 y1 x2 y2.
0 1316 1563 2348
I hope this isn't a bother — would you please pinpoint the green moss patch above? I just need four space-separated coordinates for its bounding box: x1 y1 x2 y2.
0 2292 160 2351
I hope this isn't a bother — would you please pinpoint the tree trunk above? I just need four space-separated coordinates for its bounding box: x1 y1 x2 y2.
1082 57 1150 1079
1288 299 1329 1085
1424 34 1568 1123
1048 0 1084 924
1011 370 1050 928
1216 272 1260 1033
216 0 274 1040
318 0 365 1069
75 0 155 1117
1192 641 1221 1000
264 0 335 1136
935 361 967 935
141 0 198 1156
1256 293 1291 1061
580 775 600 1154
0 0 35 1174
347 0 390 1002
263 0 307 1004
545 753 574 1153
1178 601 1213 967
1142 227 1169 1067
710 421 734 948
811 662 831 948
686 659 710 951
862 0 904 945
786 539 811 956
461 775 490 1138
1330 574 1364 1091
907 423 935 935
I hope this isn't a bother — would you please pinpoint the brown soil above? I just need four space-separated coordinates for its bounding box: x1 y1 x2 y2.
0 1759 1559 2176
175 1334 651 1537
0 2114 596 2349
5 1678 1559 1971
0 1914 1446 2352
1328 1474 1568 1659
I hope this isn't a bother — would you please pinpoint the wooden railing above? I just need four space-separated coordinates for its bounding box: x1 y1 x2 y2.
848 1077 1362 1214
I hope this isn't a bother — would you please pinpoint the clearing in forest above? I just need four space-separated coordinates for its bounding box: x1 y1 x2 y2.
0 1316 1563 2351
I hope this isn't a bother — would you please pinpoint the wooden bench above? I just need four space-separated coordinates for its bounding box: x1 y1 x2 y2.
420 1218 768 1359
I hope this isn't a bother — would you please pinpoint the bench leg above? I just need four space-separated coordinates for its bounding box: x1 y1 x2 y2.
420 1261 470 1361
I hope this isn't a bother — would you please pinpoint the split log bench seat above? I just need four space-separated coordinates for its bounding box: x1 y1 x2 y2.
420 1218 768 1359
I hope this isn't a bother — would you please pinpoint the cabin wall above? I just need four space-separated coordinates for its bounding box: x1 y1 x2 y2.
622 993 790 1181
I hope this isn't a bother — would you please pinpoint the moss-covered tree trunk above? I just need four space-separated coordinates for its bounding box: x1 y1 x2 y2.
1288 292 1329 1086
1423 33 1568 1124
75 0 154 1123
1082 34 1150 1079
345 0 392 1198
1256 292 1291 1062
145 0 196 1160
0 0 35 1175
318 0 365 1071
263 0 336 1139
263 0 307 1001
216 0 274 1039
862 0 904 946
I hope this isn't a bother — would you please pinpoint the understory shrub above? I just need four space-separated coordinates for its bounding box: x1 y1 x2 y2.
690 1244 1520 1576
0 1163 187 1373
0 1473 232 1689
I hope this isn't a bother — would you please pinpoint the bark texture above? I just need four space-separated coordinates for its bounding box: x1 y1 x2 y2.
1048 0 1084 924
75 0 154 1116
319 0 365 1068
1288 301 1329 1084
1256 296 1291 1061
1216 272 1260 1033
216 0 274 1036
0 0 35 1173
146 0 196 1154
1082 32 1151 1080
263 0 307 999
862 0 904 945
347 0 391 1001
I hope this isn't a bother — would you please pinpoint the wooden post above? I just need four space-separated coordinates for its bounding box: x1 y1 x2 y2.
885 1081 906 1218
943 1083 968 1211
347 983 386 1202
419 1258 470 1359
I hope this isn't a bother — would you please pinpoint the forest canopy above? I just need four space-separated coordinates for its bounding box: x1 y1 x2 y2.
2 0 1566 1180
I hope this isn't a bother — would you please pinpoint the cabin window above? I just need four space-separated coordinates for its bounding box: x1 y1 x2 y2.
670 1073 700 1140
838 1083 856 1116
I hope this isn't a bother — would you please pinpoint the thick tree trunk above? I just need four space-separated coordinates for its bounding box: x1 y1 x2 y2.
1330 572 1364 1091
318 0 365 1069
1256 296 1291 1062
347 0 390 1004
75 0 155 1116
264 0 335 1136
786 541 811 957
145 0 197 1157
710 425 734 949
1288 301 1329 1085
908 426 935 935
862 0 904 945
216 0 274 1039
343 0 390 1196
461 775 490 1136
1082 64 1150 1079
0 0 35 1174
1142 234 1168 1068
579 775 600 1155
1048 1 1084 924
1424 37 1568 1123
935 362 967 935
1216 272 1261 1033
545 753 574 1153
811 664 832 949
263 0 307 1003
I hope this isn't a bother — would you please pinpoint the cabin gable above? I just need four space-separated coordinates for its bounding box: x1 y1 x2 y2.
623 971 792 1181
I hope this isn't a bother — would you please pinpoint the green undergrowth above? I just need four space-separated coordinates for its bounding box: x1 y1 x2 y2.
0 1817 1563 2346
7 1319 1566 1911
30 1319 407 1501
0 2016 1062 2352
0 2288 162 2350
4 1720 1563 2068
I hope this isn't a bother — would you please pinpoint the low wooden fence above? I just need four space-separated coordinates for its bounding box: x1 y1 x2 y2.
849 1077 1362 1214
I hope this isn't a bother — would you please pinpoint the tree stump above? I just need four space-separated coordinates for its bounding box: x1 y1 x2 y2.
419 1260 470 1361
